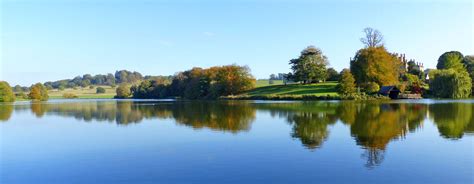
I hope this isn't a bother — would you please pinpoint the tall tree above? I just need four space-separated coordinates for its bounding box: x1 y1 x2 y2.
350 46 400 86
360 27 384 48
430 51 472 98
336 69 356 96
289 46 329 84
437 51 465 71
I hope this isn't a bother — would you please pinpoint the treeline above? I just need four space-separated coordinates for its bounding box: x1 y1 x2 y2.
335 27 473 99
116 64 256 99
0 81 49 102
40 70 158 90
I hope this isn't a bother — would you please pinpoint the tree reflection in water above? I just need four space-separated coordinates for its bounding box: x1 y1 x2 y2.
429 102 474 139
0 104 13 121
341 102 427 168
2 100 473 168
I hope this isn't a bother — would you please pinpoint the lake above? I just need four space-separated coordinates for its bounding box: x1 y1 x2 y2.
1 99 473 183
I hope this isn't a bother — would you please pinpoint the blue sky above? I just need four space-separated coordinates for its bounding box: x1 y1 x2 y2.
1 0 472 86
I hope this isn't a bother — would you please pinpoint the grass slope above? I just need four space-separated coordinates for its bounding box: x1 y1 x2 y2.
48 86 116 99
255 79 284 87
244 82 339 97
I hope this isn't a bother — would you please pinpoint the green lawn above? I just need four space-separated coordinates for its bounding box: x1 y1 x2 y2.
245 82 339 97
255 79 284 87
48 85 116 99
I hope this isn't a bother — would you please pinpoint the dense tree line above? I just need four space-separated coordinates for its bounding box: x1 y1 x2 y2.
42 70 145 90
335 27 473 99
129 65 256 99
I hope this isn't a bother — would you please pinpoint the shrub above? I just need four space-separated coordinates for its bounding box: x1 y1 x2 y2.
89 86 94 89
62 93 78 99
115 84 131 98
28 83 49 101
366 82 380 94
15 92 28 99
96 87 106 94
0 81 15 102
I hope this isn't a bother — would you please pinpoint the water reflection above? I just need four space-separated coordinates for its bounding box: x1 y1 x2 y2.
2 100 473 167
258 102 339 149
429 103 474 139
342 103 427 168
0 104 13 121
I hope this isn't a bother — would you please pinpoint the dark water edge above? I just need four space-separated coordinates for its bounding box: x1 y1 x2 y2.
1 99 473 183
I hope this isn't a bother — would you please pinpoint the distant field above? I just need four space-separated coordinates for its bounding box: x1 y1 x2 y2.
255 79 284 87
48 86 116 99
244 82 339 97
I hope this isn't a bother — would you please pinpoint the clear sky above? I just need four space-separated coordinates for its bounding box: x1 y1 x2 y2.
1 0 472 86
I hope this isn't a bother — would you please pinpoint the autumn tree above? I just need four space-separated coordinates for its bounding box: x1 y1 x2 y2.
131 65 255 99
350 46 400 86
0 81 15 102
289 46 329 84
115 84 131 98
28 83 49 101
211 65 256 97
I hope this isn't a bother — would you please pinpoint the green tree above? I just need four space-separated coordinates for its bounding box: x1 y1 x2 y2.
429 69 471 98
0 81 15 102
366 82 380 94
336 69 357 96
429 103 473 139
437 51 464 71
13 85 23 93
430 51 472 98
326 68 340 81
115 84 131 98
96 87 106 94
28 83 49 101
463 55 474 95
350 46 400 86
407 60 423 77
289 46 329 84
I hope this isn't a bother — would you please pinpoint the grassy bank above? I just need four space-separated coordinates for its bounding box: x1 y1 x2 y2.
255 79 284 87
225 82 340 100
48 86 116 99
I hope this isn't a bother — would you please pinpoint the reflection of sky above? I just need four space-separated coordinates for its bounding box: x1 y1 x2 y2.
1 102 473 183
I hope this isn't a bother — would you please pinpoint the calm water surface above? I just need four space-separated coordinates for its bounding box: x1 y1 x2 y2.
1 99 473 183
